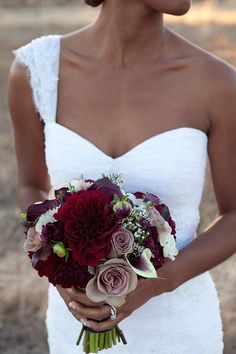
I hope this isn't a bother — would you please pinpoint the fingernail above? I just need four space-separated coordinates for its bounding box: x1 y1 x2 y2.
68 301 76 310
85 320 91 328
81 318 88 326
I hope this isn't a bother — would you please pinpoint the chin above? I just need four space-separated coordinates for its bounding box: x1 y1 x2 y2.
173 0 191 16
146 0 191 16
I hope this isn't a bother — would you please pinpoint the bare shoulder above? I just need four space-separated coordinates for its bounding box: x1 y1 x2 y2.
170 29 236 122
171 27 236 84
170 31 236 212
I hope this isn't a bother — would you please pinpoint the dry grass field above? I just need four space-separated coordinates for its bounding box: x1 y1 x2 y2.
0 2 235 354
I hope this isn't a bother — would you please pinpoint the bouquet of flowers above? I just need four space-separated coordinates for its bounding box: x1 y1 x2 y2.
20 173 178 353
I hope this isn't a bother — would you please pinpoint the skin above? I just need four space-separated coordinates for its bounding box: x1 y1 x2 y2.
8 0 236 331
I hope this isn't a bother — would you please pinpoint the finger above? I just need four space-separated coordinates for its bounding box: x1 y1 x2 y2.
69 288 106 307
69 302 111 321
56 285 73 304
85 313 125 332
69 307 88 326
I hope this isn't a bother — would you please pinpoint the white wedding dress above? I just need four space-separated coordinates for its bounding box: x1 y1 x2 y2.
14 35 224 354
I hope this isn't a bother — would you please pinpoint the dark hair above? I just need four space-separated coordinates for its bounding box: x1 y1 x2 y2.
85 0 104 7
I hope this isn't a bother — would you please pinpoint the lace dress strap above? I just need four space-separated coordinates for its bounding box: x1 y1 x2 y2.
12 34 61 124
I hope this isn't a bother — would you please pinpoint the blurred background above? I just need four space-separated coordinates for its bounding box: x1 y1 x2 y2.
0 1 236 353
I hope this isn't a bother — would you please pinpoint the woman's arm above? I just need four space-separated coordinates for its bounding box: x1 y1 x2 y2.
8 59 51 209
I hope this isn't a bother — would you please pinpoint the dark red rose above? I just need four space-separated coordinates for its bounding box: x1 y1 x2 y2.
54 190 118 266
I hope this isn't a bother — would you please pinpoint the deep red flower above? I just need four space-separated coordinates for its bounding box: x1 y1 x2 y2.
30 251 92 288
144 227 165 269
26 199 60 223
155 203 170 221
88 177 123 199
134 191 145 199
41 222 65 244
54 190 118 266
30 252 63 286
167 216 176 238
54 260 93 289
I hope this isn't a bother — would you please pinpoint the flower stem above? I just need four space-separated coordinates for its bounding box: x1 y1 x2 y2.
112 327 117 345
78 325 126 353
108 330 112 348
105 331 109 349
99 332 105 350
94 333 99 353
90 332 95 353
117 325 127 345
76 325 85 346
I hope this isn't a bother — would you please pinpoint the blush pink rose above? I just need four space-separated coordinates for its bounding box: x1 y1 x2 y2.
86 259 138 307
111 229 134 257
24 226 43 252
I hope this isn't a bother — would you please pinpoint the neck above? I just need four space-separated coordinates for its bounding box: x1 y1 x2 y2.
87 0 167 68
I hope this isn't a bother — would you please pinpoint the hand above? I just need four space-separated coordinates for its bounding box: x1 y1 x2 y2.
56 257 175 329
65 272 172 331
56 285 107 325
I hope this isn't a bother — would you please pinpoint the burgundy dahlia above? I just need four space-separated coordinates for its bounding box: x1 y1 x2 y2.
54 190 118 266
54 261 93 289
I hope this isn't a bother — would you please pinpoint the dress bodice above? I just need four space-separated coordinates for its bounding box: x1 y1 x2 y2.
13 34 208 251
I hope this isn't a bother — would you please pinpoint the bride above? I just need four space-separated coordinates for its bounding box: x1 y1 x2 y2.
8 0 236 353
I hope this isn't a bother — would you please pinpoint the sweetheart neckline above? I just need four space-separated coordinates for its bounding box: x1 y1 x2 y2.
46 122 208 161
48 35 208 161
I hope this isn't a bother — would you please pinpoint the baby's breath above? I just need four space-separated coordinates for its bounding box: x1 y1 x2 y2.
68 183 75 193
132 243 145 257
102 170 124 186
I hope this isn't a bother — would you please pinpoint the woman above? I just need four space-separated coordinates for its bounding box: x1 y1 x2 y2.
7 0 236 353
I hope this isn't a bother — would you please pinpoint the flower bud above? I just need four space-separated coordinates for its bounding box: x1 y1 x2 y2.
113 200 132 218
53 242 68 258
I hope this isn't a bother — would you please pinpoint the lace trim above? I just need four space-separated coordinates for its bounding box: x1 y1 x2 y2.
12 34 60 123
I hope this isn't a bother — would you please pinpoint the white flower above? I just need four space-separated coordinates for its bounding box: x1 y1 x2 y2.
35 207 59 234
69 178 92 192
158 221 179 261
126 193 143 207
162 233 179 261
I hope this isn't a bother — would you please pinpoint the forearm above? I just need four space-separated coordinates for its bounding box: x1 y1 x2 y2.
158 210 236 291
17 185 50 211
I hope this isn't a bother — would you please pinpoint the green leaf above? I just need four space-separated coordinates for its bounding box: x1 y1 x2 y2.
113 194 121 203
